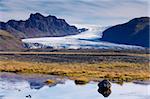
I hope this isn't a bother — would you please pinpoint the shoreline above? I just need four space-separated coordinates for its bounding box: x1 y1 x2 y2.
0 72 149 85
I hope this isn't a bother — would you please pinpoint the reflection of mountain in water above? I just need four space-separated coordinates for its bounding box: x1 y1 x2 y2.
29 81 45 89
0 72 64 90
0 95 4 99
29 80 59 89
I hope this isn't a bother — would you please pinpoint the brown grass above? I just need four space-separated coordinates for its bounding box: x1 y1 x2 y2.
0 60 149 82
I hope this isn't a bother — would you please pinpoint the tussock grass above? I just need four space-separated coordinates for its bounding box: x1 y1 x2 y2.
44 79 55 84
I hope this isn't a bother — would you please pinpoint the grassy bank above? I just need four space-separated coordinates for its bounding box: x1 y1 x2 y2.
0 60 149 82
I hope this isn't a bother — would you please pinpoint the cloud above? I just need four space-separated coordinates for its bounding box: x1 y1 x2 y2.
0 0 149 26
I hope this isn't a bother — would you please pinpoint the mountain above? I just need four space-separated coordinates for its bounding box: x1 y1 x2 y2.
0 13 79 39
101 17 150 47
0 29 24 51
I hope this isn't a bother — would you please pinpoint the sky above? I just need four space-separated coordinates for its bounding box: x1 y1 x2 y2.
0 0 149 26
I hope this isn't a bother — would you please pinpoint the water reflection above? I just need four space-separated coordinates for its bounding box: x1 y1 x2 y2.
29 81 45 89
0 72 64 90
98 88 111 97
0 72 150 99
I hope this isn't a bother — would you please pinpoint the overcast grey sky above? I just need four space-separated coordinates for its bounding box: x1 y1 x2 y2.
0 0 149 26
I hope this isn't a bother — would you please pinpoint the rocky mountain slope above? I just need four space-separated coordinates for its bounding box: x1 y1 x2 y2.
0 13 79 39
0 30 24 51
101 17 149 47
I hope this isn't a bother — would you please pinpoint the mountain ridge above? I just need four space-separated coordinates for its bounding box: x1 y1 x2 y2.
0 13 79 39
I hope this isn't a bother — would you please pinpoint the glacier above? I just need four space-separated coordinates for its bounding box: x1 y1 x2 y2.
22 25 144 50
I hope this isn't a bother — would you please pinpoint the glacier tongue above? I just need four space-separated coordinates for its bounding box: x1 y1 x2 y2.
22 25 144 50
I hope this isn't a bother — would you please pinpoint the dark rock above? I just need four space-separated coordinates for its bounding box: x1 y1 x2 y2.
0 13 80 39
97 79 112 97
98 79 111 89
101 17 150 47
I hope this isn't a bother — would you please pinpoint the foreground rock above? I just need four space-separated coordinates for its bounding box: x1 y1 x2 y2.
98 79 111 89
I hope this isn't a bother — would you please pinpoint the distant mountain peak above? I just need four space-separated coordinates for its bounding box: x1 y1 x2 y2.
101 17 150 47
0 13 79 39
29 13 45 19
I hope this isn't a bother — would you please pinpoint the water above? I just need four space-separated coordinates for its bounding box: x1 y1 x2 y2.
0 72 149 99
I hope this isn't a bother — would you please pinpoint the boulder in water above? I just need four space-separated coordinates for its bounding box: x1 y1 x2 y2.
98 79 111 89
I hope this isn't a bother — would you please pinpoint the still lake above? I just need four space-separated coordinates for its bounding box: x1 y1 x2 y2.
0 72 149 99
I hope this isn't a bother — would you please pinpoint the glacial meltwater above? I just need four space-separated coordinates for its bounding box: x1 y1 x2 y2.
0 72 149 99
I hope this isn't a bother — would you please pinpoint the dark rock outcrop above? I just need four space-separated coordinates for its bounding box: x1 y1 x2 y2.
0 29 24 51
0 13 79 39
101 17 150 47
